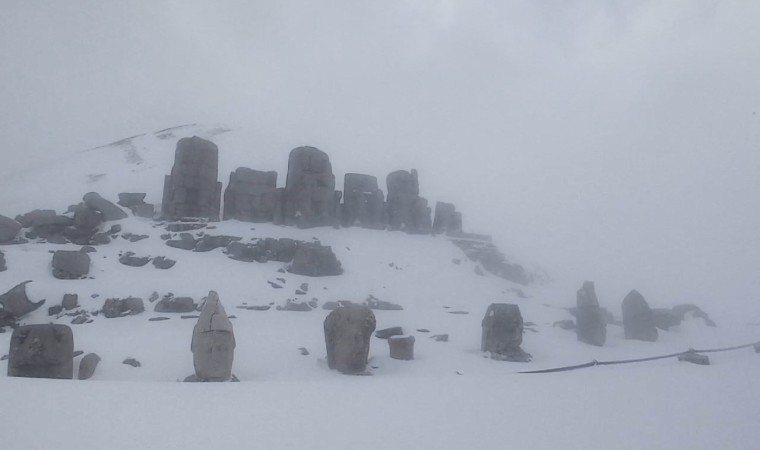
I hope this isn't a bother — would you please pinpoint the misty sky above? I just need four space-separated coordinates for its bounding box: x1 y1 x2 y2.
1 1 758 313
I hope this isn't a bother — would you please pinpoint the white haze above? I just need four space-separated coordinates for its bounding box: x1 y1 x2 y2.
0 1 758 317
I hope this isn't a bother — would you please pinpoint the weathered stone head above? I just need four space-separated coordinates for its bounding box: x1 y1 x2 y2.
622 289 658 342
324 304 376 374
191 291 235 381
8 324 74 379
481 303 531 362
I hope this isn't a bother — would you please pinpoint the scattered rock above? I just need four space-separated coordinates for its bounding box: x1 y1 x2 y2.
389 335 415 361
366 295 403 311
52 250 91 279
279 300 312 312
672 304 717 327
375 327 404 340
78 353 101 380
268 281 283 289
149 317 170 322
575 281 607 347
237 305 271 311
431 334 449 342
553 320 576 330
416 329 430 333
481 303 532 362
0 280 46 318
322 300 353 310
8 324 74 379
166 233 197 250
83 192 128 221
48 305 63 316
149 292 159 303
122 233 149 242
622 290 658 342
288 243 343 277
71 315 88 325
449 311 469 315
678 352 710 366
451 238 530 285
118 252 151 267
298 347 310 356
0 215 22 242
152 256 176 269
122 358 141 367
324 304 376 374
191 291 235 381
155 297 196 313
117 193 146 208
102 297 145 318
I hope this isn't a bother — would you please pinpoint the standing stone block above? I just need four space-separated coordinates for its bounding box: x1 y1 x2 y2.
72 204 104 230
282 146 336 228
52 250 91 279
622 290 658 342
575 281 607 347
78 353 101 380
386 169 432 234
324 304 376 374
481 303 531 362
288 243 343 276
388 335 415 360
8 324 74 379
0 214 22 242
223 168 279 222
191 291 235 381
432 201 463 235
0 280 45 318
342 173 385 228
161 136 222 220
62 294 79 311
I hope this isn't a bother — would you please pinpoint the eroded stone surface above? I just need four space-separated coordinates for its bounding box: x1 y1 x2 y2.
575 281 607 347
223 168 279 222
324 304 376 374
282 147 337 228
622 290 658 342
161 136 222 220
481 303 531 362
0 281 45 318
8 324 74 379
191 291 235 381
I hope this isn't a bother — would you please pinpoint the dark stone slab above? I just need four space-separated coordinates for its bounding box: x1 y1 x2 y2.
83 192 128 221
52 250 91 279
8 324 74 379
0 281 45 318
223 168 279 222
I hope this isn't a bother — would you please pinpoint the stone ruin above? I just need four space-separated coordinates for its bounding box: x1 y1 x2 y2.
281 146 338 228
288 243 343 277
481 303 531 362
575 281 607 347
223 168 280 223
432 201 462 235
8 324 74 379
386 169 432 234
52 250 91 280
622 290 658 342
324 304 376 374
388 335 415 361
0 281 45 322
162 136 222 220
342 173 385 228
189 291 235 382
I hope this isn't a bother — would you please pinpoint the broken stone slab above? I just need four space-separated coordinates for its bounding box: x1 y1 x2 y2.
152 256 176 269
322 300 353 310
62 294 79 310
102 297 145 318
52 250 91 279
191 291 235 381
78 353 101 380
575 281 607 347
481 303 532 362
622 290 658 342
121 233 149 242
155 297 196 313
194 234 241 252
8 324 74 379
288 243 343 277
324 304 376 374
71 315 88 325
678 352 710 366
48 304 63 316
117 193 146 208
0 280 46 318
83 192 128 221
375 326 404 340
118 252 151 267
278 300 312 311
389 335 415 361
131 203 156 219
0 214 23 242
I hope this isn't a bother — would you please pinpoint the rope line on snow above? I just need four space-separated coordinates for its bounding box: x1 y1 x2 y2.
518 340 760 374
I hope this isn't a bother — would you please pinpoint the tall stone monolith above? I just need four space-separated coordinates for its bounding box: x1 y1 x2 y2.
161 136 222 220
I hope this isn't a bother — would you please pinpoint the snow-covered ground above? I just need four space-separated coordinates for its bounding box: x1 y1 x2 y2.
0 125 758 449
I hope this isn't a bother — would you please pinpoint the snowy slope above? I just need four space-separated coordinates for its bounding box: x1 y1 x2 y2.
0 125 758 450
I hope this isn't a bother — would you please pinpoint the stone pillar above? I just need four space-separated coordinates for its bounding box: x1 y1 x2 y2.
432 201 463 235
282 146 336 228
386 169 431 234
342 173 385 228
223 168 279 222
161 136 222 220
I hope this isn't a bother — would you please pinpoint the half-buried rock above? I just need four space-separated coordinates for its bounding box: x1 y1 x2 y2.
83 192 128 221
188 291 235 381
8 324 74 379
622 290 658 342
324 304 376 374
481 303 531 362
52 250 91 279
78 353 101 380
288 243 343 277
0 280 46 318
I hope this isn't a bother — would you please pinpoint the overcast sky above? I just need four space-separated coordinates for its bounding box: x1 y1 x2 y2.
1 1 758 314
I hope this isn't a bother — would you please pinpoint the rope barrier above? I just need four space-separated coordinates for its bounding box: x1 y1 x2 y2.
519 340 760 374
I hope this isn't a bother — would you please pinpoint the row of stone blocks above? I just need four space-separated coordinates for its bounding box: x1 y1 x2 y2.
160 137 462 234
6 297 531 380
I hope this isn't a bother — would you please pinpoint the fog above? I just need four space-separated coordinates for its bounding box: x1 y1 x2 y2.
1 1 758 315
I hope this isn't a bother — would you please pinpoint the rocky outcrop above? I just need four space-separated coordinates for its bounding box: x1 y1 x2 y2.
288 243 343 276
432 201 462 235
481 303 531 362
8 324 74 379
226 237 299 263
52 250 91 279
155 296 196 313
622 290 658 342
341 173 385 228
161 136 222 220
282 147 337 228
191 291 235 381
575 281 606 346
223 168 280 222
324 304 376 374
386 169 431 234
0 214 22 242
0 281 45 319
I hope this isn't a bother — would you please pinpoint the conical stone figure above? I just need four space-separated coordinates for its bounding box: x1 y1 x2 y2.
324 304 376 374
190 291 235 381
575 281 607 346
622 290 658 342
481 303 531 362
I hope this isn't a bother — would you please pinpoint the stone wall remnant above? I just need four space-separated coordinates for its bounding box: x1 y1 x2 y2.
386 169 431 234
324 304 376 374
341 173 385 228
575 281 607 347
481 303 531 362
432 201 462 235
288 242 343 277
223 168 279 222
191 291 235 381
161 136 222 220
8 324 74 379
622 290 658 342
282 146 336 228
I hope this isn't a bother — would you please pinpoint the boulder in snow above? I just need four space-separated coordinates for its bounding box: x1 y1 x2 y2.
8 324 74 379
622 290 658 342
324 304 376 374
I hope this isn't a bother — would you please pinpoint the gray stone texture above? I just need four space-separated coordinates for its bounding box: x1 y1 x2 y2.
0 251 5 272
282 146 337 228
8 324 74 379
223 168 279 222
161 136 222 220
0 214 22 242
386 169 432 234
52 250 91 279
575 281 607 346
341 173 385 228
388 335 415 361
117 193 146 208
481 303 531 362
155 296 196 313
652 308 682 331
622 290 658 342
432 201 463 235
78 353 101 380
72 204 104 230
102 297 144 318
226 238 298 263
192 291 235 381
288 243 343 277
62 294 78 311
0 281 45 318
83 192 128 221
324 304 376 374
451 238 530 285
